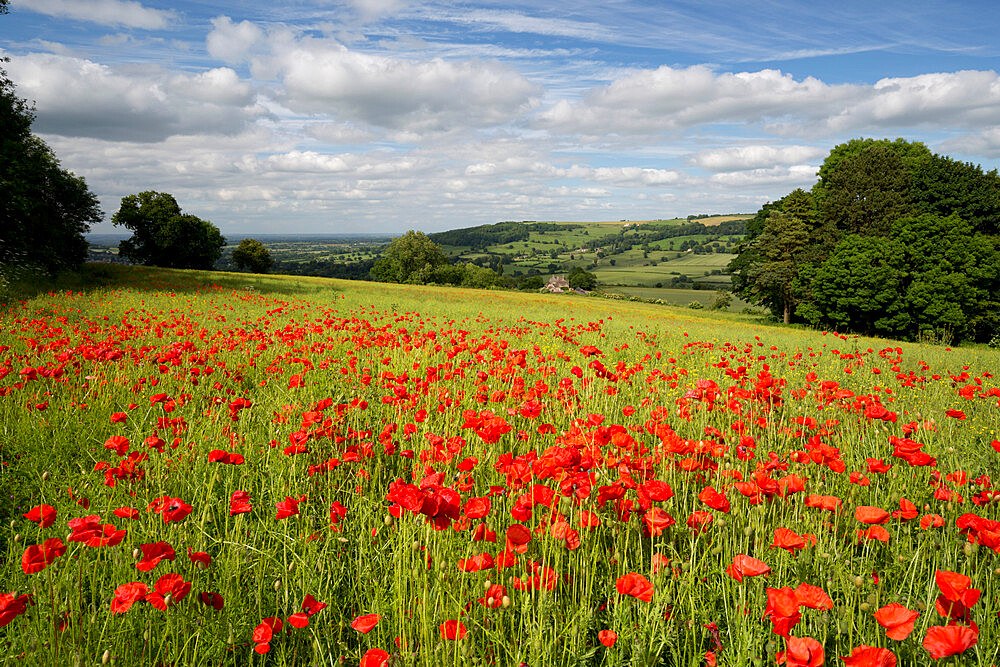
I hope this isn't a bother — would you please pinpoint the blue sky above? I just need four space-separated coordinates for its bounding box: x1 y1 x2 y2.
4 0 1000 234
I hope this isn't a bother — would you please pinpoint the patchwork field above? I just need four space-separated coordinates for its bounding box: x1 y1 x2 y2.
2 266 996 666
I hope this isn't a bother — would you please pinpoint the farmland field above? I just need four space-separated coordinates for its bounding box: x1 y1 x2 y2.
2 265 997 666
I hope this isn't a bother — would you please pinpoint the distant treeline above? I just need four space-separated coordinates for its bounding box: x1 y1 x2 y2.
583 220 746 254
428 222 582 248
273 258 378 280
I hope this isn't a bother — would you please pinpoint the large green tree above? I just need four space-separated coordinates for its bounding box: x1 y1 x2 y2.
370 230 449 283
800 214 1000 343
741 210 810 324
816 143 915 238
1 57 102 277
232 238 274 274
113 191 225 270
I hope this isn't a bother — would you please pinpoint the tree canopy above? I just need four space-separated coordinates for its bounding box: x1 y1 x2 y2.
1 59 102 278
729 138 1000 343
370 231 449 284
112 192 225 270
232 238 274 274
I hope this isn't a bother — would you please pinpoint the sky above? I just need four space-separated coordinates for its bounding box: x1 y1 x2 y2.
4 0 1000 235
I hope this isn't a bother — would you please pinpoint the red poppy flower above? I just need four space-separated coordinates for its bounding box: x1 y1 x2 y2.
67 515 126 547
360 649 390 667
0 592 32 628
855 525 891 543
136 541 176 572
104 435 130 456
147 496 193 523
616 573 653 602
794 583 832 610
230 490 252 515
253 616 283 654
855 506 890 525
923 624 978 659
199 592 224 610
478 584 507 609
351 614 381 634
275 495 304 520
934 569 975 604
302 594 327 616
439 620 467 640
187 548 211 568
144 573 191 610
598 629 617 647
506 524 532 546
111 582 149 614
693 485 728 512
113 507 140 520
776 636 823 667
23 504 56 528
891 498 918 521
21 538 67 574
725 554 771 582
874 603 919 640
770 528 806 554
920 514 944 529
686 511 714 535
287 613 309 629
764 587 801 637
643 507 675 537
803 495 841 513
840 645 897 667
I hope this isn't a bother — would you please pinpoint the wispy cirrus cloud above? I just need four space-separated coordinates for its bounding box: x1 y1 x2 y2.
23 0 176 30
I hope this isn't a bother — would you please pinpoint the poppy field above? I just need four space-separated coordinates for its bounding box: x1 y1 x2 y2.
1 266 999 666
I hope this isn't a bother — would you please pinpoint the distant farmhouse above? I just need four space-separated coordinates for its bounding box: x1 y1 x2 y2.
543 275 589 295
543 275 570 293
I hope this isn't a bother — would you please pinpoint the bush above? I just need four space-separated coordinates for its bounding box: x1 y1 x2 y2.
687 301 704 309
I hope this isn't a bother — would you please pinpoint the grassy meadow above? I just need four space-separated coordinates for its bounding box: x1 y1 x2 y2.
1 265 998 666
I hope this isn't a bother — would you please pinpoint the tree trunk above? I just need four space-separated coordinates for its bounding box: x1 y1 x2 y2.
783 301 791 324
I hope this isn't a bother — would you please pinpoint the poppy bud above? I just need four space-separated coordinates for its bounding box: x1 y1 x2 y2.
384 515 394 527
8 520 14 529
963 543 974 557
42 471 50 481
102 650 111 664
288 562 295 573
13 534 20 543
163 594 173 606
483 580 491 590
853 576 864 588
133 548 141 560
411 541 421 551
274 579 282 591
501 596 511 608
859 603 870 612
